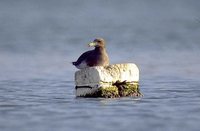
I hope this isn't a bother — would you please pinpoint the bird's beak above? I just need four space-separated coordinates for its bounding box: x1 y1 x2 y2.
88 42 96 47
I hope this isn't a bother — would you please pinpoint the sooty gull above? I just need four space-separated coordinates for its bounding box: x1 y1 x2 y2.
72 38 109 69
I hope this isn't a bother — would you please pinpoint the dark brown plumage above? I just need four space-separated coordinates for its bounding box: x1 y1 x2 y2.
72 38 109 69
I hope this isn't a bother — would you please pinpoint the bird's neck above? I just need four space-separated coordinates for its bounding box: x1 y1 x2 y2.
95 47 105 52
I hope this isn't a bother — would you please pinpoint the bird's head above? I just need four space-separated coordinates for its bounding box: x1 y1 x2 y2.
88 38 105 48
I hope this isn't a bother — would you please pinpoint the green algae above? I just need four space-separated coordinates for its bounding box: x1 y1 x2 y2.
89 86 119 98
79 81 142 98
113 81 142 97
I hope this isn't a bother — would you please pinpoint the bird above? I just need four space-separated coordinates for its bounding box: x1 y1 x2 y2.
72 38 109 69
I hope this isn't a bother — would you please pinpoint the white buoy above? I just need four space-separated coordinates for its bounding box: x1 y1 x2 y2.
75 63 140 97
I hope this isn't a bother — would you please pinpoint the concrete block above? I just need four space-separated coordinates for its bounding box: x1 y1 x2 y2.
75 63 139 87
74 63 140 97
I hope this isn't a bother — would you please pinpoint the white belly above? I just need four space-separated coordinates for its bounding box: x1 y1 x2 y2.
76 61 88 69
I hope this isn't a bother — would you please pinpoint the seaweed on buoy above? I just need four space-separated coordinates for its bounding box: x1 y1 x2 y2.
80 81 142 98
113 81 142 97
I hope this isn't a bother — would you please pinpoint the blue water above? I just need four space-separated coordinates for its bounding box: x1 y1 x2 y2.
1 0 200 131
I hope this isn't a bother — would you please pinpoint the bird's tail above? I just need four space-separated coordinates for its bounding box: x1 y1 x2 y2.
72 62 77 66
